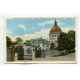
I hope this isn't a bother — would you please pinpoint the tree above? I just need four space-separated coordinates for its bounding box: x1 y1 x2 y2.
58 32 69 50
67 30 75 41
6 36 12 47
67 30 75 50
16 37 23 44
24 40 32 46
58 30 75 52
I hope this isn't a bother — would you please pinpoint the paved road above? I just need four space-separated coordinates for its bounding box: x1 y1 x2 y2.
34 53 75 61
8 49 75 63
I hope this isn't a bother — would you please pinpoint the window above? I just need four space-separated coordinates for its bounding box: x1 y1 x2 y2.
52 34 56 37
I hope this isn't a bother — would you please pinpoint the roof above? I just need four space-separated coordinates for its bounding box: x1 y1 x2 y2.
50 20 62 33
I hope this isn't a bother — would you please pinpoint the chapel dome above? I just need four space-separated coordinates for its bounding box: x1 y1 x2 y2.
50 20 62 33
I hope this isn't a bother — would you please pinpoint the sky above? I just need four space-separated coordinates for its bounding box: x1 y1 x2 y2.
7 18 75 40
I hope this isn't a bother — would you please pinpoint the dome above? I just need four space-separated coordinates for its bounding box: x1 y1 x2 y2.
50 20 62 33
50 26 61 33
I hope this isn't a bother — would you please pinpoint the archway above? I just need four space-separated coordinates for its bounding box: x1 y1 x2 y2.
50 43 54 50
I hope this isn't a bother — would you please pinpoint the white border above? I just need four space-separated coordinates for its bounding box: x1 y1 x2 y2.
4 16 77 64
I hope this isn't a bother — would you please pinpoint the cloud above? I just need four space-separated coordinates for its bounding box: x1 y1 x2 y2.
38 20 54 26
7 32 16 42
17 24 32 32
15 28 51 41
61 27 75 33
7 18 75 41
17 24 26 31
7 27 75 42
7 28 14 36
21 27 74 41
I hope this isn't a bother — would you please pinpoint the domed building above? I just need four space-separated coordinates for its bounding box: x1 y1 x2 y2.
49 20 62 49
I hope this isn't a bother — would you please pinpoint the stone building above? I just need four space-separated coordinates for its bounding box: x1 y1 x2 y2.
49 20 62 49
32 38 49 48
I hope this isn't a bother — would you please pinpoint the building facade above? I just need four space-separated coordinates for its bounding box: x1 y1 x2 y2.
49 20 62 49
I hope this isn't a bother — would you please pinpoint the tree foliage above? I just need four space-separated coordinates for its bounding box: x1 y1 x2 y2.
58 30 75 51
24 40 32 46
58 32 68 50
6 36 12 47
67 30 75 49
16 37 23 44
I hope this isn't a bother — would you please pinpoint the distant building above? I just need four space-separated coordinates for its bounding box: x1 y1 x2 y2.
49 20 62 49
32 38 49 48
